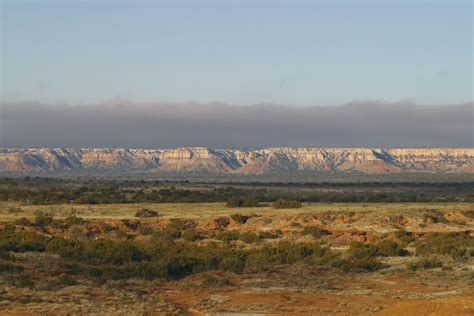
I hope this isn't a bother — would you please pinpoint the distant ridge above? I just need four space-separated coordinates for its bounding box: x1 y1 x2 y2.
1 147 474 175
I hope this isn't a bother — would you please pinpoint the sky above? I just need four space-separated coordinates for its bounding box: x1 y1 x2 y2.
1 0 473 105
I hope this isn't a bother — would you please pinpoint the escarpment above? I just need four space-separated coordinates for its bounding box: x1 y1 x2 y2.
1 147 473 174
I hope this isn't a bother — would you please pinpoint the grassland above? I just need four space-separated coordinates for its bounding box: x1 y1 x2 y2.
0 179 473 314
1 201 473 220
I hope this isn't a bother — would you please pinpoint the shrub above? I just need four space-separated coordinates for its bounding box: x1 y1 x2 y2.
239 232 259 244
168 219 197 230
0 262 23 273
347 240 407 258
181 230 204 242
65 216 86 227
14 274 35 288
56 274 78 287
68 225 89 241
346 242 379 259
47 237 83 259
423 210 449 224
231 213 249 224
0 231 49 252
218 253 247 274
13 217 32 226
215 217 230 228
137 224 154 235
214 231 240 242
0 248 13 260
7 207 23 214
33 210 53 227
272 199 302 209
153 228 181 240
415 232 471 258
226 197 260 208
395 229 415 246
245 241 333 271
463 210 474 219
164 256 202 279
258 230 282 239
409 258 443 271
375 240 408 257
226 197 243 208
82 240 144 264
334 257 385 272
135 208 159 218
301 226 330 239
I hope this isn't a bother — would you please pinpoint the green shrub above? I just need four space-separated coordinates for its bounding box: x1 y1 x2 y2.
152 219 198 240
245 241 333 271
13 217 32 226
65 216 86 227
347 240 407 258
301 226 329 238
214 230 240 242
395 229 415 246
3 223 16 233
14 274 35 288
33 210 53 227
409 258 443 271
218 253 247 274
231 213 249 224
181 229 204 242
0 248 13 260
226 197 260 208
272 199 302 209
463 210 474 219
7 207 23 214
137 224 154 235
101 223 116 233
82 240 144 264
375 240 408 257
258 230 282 239
135 208 159 218
46 237 83 258
415 232 471 258
0 231 49 252
423 210 449 224
164 256 203 279
56 274 78 286
153 228 182 240
168 219 197 230
333 257 385 272
0 262 23 273
239 232 259 244
215 217 230 228
346 242 379 259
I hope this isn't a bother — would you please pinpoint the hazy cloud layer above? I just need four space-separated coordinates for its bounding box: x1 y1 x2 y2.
1 101 473 148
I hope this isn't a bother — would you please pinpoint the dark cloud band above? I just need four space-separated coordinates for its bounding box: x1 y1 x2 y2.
1 101 472 148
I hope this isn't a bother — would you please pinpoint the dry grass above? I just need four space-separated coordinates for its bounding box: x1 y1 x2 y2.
0 201 473 221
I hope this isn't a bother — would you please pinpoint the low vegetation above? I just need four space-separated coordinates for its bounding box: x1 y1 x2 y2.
415 232 472 258
1 177 473 314
272 199 302 209
2 178 474 205
408 258 443 271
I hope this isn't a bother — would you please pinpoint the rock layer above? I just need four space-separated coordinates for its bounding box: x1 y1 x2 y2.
1 147 473 174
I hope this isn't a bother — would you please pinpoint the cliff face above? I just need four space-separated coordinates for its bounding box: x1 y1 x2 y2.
1 147 474 174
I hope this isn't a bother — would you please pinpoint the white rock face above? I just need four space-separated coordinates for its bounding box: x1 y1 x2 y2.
0 147 473 174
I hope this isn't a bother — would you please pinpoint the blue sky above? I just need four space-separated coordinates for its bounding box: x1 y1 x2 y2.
1 0 472 105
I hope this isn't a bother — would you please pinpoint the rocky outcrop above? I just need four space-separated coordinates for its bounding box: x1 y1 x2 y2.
1 147 473 174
